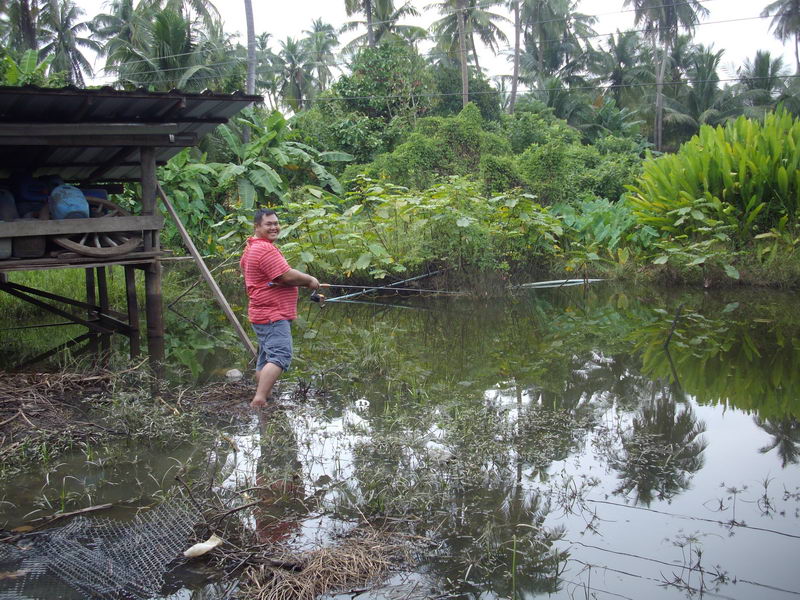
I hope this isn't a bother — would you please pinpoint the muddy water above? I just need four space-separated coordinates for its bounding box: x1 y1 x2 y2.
3 283 800 599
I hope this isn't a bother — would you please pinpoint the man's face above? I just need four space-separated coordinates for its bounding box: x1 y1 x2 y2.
255 214 280 241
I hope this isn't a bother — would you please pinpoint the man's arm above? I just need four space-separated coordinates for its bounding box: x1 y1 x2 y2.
274 268 320 289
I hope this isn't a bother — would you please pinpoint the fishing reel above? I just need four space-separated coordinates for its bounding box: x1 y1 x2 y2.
310 290 326 306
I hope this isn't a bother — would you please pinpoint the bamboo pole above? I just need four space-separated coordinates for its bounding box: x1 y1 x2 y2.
156 184 256 357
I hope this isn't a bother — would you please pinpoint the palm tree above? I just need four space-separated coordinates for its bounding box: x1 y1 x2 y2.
277 36 315 111
591 30 653 109
762 0 800 74
738 50 790 97
2 0 41 52
344 0 375 47
623 0 708 150
254 33 282 109
244 0 255 96
38 0 100 86
507 0 521 113
662 44 733 140
342 0 423 52
137 0 220 30
90 0 151 69
303 19 339 93
511 0 597 106
109 7 226 91
431 0 508 73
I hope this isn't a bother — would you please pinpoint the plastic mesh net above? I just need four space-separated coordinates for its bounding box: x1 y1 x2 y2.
0 498 201 600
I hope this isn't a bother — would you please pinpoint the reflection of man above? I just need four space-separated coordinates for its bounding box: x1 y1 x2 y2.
240 209 320 408
254 409 306 543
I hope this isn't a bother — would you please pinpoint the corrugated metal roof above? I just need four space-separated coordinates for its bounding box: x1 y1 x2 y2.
0 85 262 183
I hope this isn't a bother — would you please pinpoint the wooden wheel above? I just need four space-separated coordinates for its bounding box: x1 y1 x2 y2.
53 197 142 257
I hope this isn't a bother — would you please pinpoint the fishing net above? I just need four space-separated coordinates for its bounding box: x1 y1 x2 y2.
0 498 201 600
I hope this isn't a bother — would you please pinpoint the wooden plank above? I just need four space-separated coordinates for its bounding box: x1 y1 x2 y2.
0 123 179 136
0 133 197 147
0 250 164 271
0 215 163 238
157 184 257 357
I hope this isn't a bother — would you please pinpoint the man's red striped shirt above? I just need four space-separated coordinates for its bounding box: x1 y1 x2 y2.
240 237 298 324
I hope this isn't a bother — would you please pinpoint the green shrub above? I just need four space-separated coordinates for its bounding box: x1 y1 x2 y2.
627 109 800 247
480 155 523 195
368 133 443 189
517 141 580 205
502 110 581 154
430 64 502 121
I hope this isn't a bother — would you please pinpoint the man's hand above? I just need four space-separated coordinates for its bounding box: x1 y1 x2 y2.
308 276 320 290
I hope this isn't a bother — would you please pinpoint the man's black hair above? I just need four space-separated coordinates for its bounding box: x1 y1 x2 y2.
254 208 277 226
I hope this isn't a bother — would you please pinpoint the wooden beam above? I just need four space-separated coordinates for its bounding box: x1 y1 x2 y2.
157 184 257 357
0 133 198 147
1 280 128 321
0 215 163 238
0 250 163 271
12 333 94 371
0 283 116 335
0 123 180 136
88 147 139 180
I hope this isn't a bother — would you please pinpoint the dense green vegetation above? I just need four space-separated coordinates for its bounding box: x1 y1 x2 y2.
2 0 800 286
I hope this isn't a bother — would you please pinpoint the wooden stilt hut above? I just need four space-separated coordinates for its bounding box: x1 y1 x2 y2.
0 86 261 371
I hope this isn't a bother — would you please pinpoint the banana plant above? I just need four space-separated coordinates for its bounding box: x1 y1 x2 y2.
214 109 353 208
1 50 56 86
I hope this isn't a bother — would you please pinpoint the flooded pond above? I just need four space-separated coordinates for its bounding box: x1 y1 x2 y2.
2 282 800 599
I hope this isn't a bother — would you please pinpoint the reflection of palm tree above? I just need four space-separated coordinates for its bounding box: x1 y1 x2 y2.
755 417 800 468
612 395 706 505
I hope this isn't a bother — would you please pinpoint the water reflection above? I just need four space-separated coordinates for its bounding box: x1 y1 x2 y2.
5 283 800 599
252 410 306 544
609 394 706 505
755 416 800 468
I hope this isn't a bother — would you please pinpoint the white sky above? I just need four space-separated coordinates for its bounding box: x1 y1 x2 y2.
76 0 795 87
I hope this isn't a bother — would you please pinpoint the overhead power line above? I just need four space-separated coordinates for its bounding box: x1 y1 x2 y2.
94 12 775 83
104 71 800 100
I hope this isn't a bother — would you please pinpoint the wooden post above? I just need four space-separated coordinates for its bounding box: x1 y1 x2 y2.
124 265 140 358
85 267 98 355
144 262 165 374
140 146 157 251
140 146 164 373
96 266 110 360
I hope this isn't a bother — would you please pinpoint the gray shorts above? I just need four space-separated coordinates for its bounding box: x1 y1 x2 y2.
252 320 293 372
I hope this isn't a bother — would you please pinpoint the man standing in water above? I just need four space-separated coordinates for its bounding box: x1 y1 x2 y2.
241 209 320 408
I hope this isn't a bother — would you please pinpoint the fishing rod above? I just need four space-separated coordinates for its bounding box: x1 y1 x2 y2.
320 283 463 294
310 283 463 305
